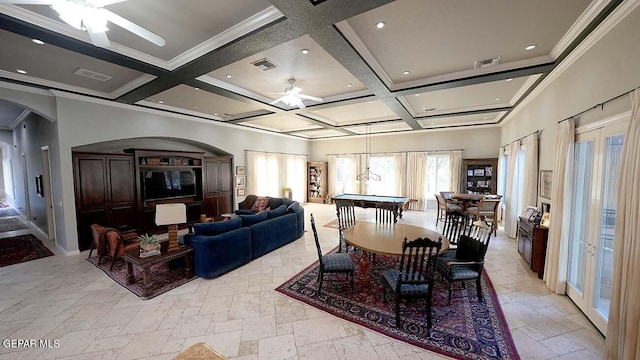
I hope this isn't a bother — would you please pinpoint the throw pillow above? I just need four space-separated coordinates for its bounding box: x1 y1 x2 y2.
194 217 242 236
267 204 287 219
251 197 270 212
286 201 300 214
240 211 268 226
455 235 485 262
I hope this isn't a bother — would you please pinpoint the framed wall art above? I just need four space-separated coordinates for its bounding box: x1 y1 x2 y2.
235 166 246 175
540 170 552 199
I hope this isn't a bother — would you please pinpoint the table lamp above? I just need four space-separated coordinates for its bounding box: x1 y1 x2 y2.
155 203 186 252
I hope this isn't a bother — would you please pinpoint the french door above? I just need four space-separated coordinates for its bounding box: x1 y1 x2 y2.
566 120 626 335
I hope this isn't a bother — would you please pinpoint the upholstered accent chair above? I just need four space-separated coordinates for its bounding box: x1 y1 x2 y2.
382 236 442 328
310 214 354 294
435 193 462 226
466 198 501 235
88 224 140 270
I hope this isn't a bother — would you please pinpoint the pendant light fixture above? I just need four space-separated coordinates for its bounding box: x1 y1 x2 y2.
356 124 381 182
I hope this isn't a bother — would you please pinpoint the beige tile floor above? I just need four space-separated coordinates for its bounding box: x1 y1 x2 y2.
0 204 605 359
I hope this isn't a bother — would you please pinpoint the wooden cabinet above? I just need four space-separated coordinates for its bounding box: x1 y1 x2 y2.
461 158 498 194
204 157 233 220
73 153 136 251
517 216 549 279
307 162 327 203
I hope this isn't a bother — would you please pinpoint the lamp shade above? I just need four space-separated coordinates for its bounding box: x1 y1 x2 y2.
155 203 187 225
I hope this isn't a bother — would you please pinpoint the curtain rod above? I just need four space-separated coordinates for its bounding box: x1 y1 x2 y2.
325 149 463 156
558 86 639 123
500 129 542 149
245 150 307 156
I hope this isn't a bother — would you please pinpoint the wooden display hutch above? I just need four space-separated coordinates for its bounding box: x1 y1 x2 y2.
461 158 498 194
307 162 327 203
517 216 549 279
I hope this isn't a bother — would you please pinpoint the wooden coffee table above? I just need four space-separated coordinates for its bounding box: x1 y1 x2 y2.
122 246 194 297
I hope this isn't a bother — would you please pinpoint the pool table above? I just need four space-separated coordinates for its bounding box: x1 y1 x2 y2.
331 193 411 223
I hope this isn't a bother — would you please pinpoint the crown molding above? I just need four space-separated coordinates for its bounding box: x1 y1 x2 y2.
166 6 284 70
509 74 542 104
502 0 640 126
335 20 394 87
10 108 31 129
550 0 610 59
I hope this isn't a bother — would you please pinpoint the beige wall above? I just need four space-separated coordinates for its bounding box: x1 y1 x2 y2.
309 126 501 161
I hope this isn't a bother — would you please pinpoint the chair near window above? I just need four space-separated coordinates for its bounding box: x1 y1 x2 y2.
310 214 355 294
437 220 493 305
335 199 357 252
435 193 462 226
375 201 396 223
466 198 501 236
382 236 442 329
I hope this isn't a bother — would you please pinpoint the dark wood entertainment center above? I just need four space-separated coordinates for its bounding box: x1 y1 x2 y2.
73 149 233 251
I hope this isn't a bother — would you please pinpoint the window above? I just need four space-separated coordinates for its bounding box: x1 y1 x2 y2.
366 155 396 195
335 157 356 194
425 153 450 194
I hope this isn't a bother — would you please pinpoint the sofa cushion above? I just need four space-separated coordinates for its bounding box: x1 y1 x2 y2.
267 197 284 210
282 198 293 207
286 201 300 214
240 211 268 226
194 217 242 236
267 204 287 219
251 197 270 212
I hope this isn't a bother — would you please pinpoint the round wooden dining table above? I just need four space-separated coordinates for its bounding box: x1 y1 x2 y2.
342 223 449 277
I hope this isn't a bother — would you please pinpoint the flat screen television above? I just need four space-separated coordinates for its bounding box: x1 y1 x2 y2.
142 170 197 201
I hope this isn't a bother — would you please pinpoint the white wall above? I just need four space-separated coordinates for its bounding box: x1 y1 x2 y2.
500 3 640 206
309 126 501 160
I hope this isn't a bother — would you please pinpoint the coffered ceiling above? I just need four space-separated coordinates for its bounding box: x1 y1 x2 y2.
0 0 621 138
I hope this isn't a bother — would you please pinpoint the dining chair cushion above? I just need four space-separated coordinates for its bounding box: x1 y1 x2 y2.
448 265 480 280
382 269 429 296
466 206 494 216
447 204 462 211
322 253 354 271
455 235 485 262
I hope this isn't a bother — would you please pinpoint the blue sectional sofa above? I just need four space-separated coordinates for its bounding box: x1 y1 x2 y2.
183 198 304 279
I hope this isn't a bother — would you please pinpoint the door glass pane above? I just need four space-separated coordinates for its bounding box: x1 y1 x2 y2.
568 141 594 293
595 134 624 318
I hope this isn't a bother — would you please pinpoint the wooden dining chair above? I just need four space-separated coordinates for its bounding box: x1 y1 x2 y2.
440 210 468 251
435 193 462 226
466 198 501 235
335 199 357 252
310 214 355 294
437 220 493 305
382 236 442 328
375 201 396 223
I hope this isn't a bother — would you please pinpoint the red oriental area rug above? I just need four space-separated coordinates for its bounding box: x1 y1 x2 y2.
0 234 54 267
276 250 519 360
86 255 198 300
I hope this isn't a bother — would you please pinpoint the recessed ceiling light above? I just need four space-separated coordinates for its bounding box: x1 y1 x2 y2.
225 74 232 78
525 44 536 51
495 98 501 101
368 101 374 104
505 78 513 82
214 113 218 116
347 84 353 87
375 22 386 30
32 39 44 45
483 117 489 120
194 87 200 90
158 100 164 104
301 49 309 55
16 69 26 74
414 94 420 97
402 70 410 75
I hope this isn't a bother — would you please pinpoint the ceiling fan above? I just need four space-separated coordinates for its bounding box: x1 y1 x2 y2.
0 0 166 48
269 78 323 109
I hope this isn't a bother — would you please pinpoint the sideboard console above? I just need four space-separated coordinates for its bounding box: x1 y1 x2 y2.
517 216 549 279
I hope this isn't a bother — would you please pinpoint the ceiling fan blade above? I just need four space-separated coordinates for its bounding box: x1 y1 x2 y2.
290 86 302 94
90 0 128 6
101 9 166 46
297 94 323 102
85 24 111 48
0 0 55 4
297 101 306 109
269 96 286 105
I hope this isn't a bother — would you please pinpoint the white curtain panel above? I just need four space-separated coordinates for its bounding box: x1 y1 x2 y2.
393 152 406 196
348 154 361 194
327 155 337 196
543 118 575 293
606 89 640 359
406 152 427 210
497 147 506 220
521 134 539 209
246 150 261 196
449 150 462 193
504 141 521 238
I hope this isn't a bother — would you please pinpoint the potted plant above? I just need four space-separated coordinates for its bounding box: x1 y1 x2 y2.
282 187 292 200
138 234 160 252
